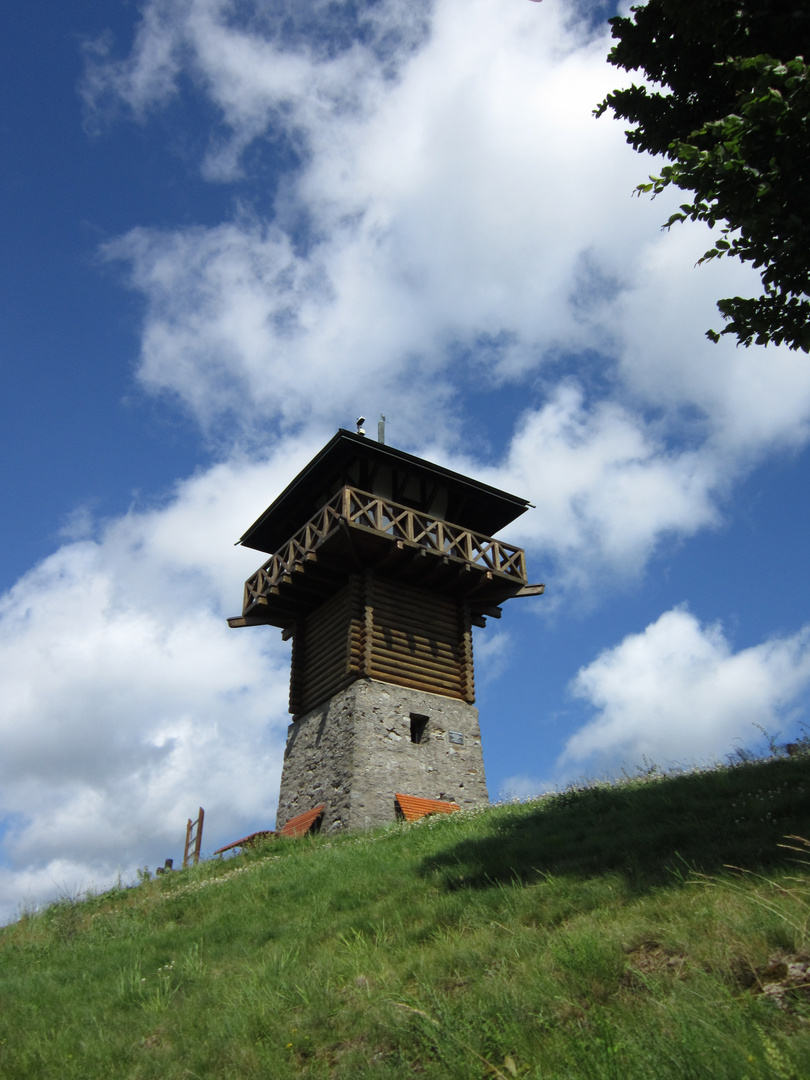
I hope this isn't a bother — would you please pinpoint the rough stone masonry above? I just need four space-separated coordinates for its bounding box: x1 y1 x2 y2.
276 678 489 832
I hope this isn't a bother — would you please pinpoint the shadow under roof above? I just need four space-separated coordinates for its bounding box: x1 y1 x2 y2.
238 429 530 555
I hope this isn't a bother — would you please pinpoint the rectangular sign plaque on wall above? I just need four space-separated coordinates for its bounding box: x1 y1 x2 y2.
448 731 464 745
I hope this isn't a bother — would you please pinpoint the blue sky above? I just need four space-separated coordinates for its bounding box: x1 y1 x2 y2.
2 0 810 922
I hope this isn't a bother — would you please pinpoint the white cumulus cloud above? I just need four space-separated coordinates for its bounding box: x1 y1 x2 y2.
0 440 332 924
562 607 810 772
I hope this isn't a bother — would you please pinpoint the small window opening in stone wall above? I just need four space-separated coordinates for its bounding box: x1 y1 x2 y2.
410 713 429 744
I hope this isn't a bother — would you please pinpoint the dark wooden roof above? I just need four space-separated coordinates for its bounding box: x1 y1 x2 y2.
239 430 530 554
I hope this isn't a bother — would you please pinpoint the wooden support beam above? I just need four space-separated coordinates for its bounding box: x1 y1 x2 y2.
473 604 503 620
515 583 545 597
227 615 276 628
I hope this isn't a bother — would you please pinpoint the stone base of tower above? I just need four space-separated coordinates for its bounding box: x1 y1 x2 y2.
276 679 489 833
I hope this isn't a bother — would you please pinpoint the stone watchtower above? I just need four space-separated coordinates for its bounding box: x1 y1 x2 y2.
228 428 542 832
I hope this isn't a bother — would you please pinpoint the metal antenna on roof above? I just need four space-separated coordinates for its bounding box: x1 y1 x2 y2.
378 414 386 444
356 416 366 436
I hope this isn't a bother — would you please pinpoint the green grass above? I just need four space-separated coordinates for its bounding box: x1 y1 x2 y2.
2 754 810 1078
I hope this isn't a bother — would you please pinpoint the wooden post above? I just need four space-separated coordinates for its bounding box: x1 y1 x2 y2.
183 818 192 867
193 807 204 865
183 807 205 867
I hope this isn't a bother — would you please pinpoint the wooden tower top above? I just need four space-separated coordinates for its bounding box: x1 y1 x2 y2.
238 429 530 554
228 430 541 632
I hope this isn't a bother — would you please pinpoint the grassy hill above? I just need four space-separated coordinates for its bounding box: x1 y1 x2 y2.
2 754 810 1079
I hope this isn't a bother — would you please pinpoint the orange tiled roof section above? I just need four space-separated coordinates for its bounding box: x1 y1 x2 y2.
213 804 325 854
213 830 274 855
279 803 326 838
395 793 461 823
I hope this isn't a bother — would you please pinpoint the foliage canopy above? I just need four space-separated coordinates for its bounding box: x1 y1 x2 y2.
596 0 810 352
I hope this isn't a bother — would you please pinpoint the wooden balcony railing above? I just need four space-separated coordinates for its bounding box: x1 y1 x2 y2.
243 486 526 613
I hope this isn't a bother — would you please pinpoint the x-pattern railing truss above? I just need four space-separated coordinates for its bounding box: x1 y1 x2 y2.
243 486 526 612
